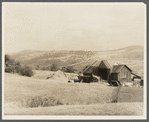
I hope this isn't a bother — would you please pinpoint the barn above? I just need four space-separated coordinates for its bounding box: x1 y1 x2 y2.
83 60 132 84
110 65 132 84
83 60 117 82
97 60 117 81
83 60 101 76
82 60 101 83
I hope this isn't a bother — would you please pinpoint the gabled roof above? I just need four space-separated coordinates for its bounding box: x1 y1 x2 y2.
99 60 116 69
112 65 132 73
82 60 98 74
92 60 101 67
112 65 124 73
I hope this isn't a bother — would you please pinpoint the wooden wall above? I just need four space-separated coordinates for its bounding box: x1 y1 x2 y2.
111 66 131 82
118 66 131 82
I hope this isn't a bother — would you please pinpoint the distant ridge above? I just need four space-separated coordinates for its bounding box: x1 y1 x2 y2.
6 45 144 76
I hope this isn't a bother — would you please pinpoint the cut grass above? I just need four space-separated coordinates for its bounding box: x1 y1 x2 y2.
4 102 143 115
5 73 119 108
4 73 143 110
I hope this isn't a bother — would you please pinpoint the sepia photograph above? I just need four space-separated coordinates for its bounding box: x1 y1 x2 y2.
2 2 147 120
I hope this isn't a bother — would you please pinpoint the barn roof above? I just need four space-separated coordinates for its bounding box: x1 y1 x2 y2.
92 60 101 67
83 60 101 74
83 60 118 73
99 60 117 69
112 65 132 73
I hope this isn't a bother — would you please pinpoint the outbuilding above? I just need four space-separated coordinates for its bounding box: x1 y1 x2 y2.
110 65 132 84
83 60 117 82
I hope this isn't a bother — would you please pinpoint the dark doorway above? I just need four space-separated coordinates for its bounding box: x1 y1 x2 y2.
98 69 110 80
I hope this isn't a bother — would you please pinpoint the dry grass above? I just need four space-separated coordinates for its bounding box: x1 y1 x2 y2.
5 73 119 108
4 73 143 115
118 86 143 102
5 102 143 115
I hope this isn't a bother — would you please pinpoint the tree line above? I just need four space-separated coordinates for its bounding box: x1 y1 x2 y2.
5 55 34 77
5 55 78 77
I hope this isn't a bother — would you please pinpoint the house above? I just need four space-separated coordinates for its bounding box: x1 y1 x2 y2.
110 65 132 84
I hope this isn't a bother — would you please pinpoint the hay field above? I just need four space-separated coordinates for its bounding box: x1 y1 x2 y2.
4 73 118 107
5 102 143 115
4 72 143 115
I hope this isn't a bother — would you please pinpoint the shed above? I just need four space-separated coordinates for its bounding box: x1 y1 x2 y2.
111 65 132 84
131 72 142 80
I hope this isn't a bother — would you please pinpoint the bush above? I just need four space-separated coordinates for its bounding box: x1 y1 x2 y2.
5 55 34 77
51 64 58 71
14 65 22 73
23 96 63 108
40 66 51 71
19 66 34 77
36 65 40 70
5 66 14 73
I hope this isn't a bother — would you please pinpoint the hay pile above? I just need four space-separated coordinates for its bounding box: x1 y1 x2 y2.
47 70 68 82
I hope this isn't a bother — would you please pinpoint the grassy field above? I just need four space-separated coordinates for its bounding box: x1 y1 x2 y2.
4 73 143 115
5 102 143 115
4 73 118 106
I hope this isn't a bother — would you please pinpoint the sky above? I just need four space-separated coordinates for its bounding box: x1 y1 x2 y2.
3 2 146 53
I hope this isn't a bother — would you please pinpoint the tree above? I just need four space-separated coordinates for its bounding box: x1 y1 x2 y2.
19 66 34 77
4 54 34 77
36 65 40 70
51 64 58 71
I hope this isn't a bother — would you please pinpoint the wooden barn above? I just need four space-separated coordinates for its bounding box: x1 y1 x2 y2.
83 60 117 82
81 60 100 83
83 60 132 84
97 60 117 81
110 65 132 83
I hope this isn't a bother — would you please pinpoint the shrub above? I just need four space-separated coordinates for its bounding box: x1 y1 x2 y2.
40 66 51 71
36 65 40 70
5 66 14 73
19 66 34 77
24 96 63 108
51 64 58 71
14 65 22 73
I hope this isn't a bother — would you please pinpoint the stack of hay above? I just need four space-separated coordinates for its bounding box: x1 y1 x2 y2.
47 70 68 83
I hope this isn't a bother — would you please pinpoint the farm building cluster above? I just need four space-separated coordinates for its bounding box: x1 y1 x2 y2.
67 60 143 87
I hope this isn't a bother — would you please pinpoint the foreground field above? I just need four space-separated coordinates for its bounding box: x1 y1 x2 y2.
4 73 118 106
4 73 143 115
5 102 143 115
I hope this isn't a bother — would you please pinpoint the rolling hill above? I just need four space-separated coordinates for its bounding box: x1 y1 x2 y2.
7 45 144 76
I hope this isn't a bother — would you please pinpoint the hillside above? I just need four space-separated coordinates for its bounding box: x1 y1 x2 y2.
8 45 144 76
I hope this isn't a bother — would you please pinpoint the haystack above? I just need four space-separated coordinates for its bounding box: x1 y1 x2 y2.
47 70 68 82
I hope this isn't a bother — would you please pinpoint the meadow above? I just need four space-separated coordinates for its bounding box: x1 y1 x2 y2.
4 72 143 115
